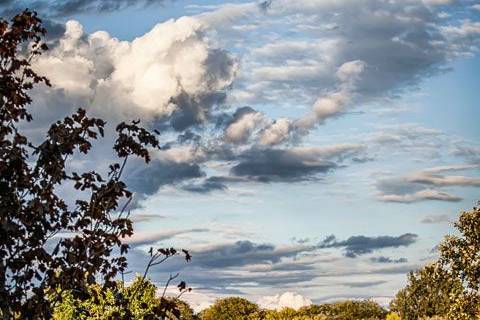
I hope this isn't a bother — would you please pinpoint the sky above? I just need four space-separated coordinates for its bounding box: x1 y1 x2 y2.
2 0 480 311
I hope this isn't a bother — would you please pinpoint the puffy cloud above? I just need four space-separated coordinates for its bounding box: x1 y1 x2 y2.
259 118 292 146
293 60 365 136
224 108 269 143
318 233 418 258
32 17 237 125
258 292 312 310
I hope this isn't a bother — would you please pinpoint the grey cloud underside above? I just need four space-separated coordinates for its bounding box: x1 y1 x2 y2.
230 145 366 183
369 256 408 264
126 159 204 196
0 0 172 18
0 0 173 41
236 0 480 107
124 235 419 292
318 233 418 258
189 240 307 269
376 165 480 203
344 280 388 288
231 150 336 182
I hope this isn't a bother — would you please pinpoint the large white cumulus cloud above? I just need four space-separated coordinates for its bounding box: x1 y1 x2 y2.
33 17 238 121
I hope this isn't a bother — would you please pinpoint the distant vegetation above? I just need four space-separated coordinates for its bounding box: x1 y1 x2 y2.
1 9 479 320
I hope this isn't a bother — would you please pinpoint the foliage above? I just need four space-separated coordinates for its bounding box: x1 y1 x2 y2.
439 203 480 291
0 10 190 319
198 299 386 320
297 300 387 320
389 263 463 319
385 313 400 320
199 297 260 320
391 202 480 319
52 276 196 320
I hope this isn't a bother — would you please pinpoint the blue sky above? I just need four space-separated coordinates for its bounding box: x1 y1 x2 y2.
2 0 480 311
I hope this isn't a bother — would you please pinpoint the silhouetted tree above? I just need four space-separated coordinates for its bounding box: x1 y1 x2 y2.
0 10 190 319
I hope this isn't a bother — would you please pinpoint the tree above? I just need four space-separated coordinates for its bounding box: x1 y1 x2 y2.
0 10 190 319
389 263 463 319
199 297 260 320
391 202 480 320
297 300 387 320
385 313 400 320
52 276 196 319
439 203 480 291
438 203 480 319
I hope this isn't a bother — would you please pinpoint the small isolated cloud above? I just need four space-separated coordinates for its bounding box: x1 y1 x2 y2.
318 234 418 258
421 214 450 224
258 292 312 310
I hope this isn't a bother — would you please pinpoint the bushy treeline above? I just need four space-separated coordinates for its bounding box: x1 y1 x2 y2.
53 288 389 320
198 297 387 320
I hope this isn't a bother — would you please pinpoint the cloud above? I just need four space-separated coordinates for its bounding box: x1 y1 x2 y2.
259 118 292 146
258 292 312 310
231 144 365 182
421 214 450 224
32 17 237 126
377 188 462 203
126 160 204 197
182 179 228 194
228 0 480 113
124 228 210 247
0 0 173 18
130 213 167 223
187 240 308 268
375 164 480 203
370 256 408 264
224 107 269 143
344 280 388 288
318 234 418 258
